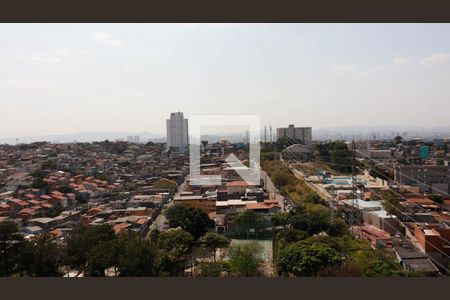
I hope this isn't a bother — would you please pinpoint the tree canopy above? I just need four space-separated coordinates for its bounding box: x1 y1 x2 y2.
164 205 212 240
230 210 266 237
202 232 230 262
228 241 263 277
277 242 342 276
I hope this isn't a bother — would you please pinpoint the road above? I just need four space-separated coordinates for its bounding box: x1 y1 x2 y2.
149 181 185 232
261 170 286 212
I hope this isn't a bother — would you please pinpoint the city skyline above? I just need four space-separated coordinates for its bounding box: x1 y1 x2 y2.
1 24 450 138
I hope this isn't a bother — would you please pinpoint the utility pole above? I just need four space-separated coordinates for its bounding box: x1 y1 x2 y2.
351 140 361 235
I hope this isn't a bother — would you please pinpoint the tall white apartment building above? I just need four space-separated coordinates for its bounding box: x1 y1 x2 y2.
166 112 189 150
276 124 312 145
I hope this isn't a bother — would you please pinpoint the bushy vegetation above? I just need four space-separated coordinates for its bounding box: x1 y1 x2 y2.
261 159 415 277
315 141 352 173
228 241 263 277
164 205 214 240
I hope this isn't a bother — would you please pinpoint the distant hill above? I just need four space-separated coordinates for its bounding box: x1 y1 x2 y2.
314 125 450 134
0 131 165 145
313 125 450 141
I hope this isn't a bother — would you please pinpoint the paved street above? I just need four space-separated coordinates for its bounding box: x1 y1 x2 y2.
261 170 285 212
150 181 184 232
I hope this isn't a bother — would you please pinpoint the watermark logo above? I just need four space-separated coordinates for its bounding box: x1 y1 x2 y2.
189 115 260 186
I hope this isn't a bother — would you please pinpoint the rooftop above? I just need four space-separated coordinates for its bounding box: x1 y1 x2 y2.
226 180 257 187
342 199 383 210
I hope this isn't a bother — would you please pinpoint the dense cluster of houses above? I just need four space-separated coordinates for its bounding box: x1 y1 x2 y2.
0 141 187 240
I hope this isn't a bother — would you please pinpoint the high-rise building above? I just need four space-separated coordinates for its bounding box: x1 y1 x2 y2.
127 136 133 143
166 112 188 150
276 124 312 145
133 136 140 144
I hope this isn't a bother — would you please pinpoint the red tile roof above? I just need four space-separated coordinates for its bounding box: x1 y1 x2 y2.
226 180 256 187
406 198 434 205
264 200 279 205
113 223 130 234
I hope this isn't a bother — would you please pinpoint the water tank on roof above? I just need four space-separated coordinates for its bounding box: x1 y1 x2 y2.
419 146 429 159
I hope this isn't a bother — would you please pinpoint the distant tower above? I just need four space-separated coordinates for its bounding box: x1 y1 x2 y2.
264 126 267 143
269 126 273 142
16 138 19 145
166 112 189 150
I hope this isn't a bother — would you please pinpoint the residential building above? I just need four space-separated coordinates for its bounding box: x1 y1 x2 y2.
394 165 450 195
166 112 189 151
276 124 312 145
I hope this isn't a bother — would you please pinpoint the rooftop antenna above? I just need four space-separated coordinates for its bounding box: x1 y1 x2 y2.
269 126 273 142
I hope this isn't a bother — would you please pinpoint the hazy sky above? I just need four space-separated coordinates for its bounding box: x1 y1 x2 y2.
1 23 450 138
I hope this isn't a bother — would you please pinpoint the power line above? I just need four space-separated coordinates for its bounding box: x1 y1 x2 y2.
278 142 450 275
276 137 450 261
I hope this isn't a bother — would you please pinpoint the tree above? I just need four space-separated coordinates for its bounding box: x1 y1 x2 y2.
394 135 403 145
86 239 118 277
148 228 160 243
17 235 61 277
261 151 276 162
272 170 291 190
231 210 266 237
64 224 116 274
58 184 74 194
429 194 443 205
157 228 194 276
164 205 211 240
202 232 230 262
199 262 229 277
277 242 342 276
228 241 263 277
316 141 352 173
306 191 321 204
0 221 24 277
349 247 407 277
157 228 194 257
115 234 159 277
271 212 290 227
326 218 348 237
277 228 309 247
31 169 50 190
381 190 402 216
41 159 57 170
288 204 332 235
96 173 110 183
